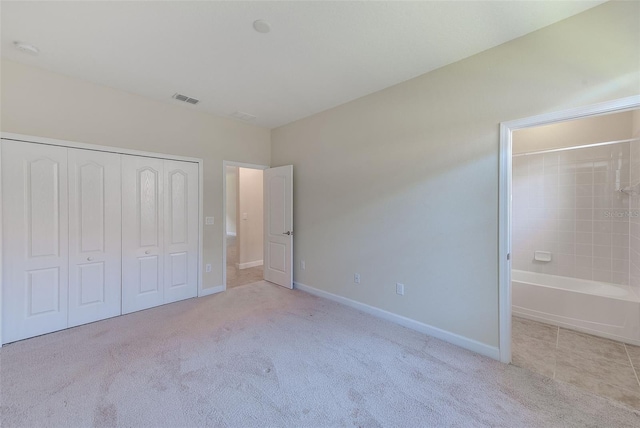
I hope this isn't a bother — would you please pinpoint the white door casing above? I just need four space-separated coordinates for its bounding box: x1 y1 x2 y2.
264 165 293 289
68 148 122 327
1 140 69 342
122 155 164 314
163 160 198 303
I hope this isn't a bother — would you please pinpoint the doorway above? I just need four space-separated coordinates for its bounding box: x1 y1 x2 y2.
224 162 267 289
499 96 640 361
499 96 640 407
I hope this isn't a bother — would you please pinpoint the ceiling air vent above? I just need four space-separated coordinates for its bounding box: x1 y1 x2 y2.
230 111 257 122
172 93 200 105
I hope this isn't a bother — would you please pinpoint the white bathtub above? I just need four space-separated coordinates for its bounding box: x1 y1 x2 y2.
512 270 640 345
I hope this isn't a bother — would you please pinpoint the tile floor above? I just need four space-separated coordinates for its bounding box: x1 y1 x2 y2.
512 316 640 410
226 235 264 289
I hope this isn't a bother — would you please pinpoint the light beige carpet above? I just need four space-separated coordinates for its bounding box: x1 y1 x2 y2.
1 281 639 427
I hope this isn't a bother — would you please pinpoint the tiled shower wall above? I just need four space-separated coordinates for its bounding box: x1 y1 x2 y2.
512 143 631 285
631 139 640 292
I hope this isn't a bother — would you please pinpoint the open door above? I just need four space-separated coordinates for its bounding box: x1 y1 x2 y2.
264 165 293 288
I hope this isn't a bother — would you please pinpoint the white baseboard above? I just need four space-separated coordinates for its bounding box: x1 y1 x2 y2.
294 281 500 361
238 260 263 270
199 284 225 297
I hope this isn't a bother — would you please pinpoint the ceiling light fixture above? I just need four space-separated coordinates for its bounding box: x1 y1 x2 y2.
253 19 271 34
230 111 257 122
14 41 39 55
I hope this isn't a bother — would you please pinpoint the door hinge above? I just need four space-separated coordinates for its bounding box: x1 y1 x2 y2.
507 253 511 261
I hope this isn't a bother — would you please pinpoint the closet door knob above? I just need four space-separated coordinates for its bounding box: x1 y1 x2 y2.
145 250 151 254
87 257 93 261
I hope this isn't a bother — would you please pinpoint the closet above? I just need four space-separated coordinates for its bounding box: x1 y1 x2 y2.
121 156 199 314
1 138 200 344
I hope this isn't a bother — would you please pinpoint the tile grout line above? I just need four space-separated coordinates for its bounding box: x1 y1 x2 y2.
624 343 640 388
521 318 640 407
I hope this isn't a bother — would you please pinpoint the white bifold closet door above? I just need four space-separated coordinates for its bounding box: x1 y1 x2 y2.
122 155 165 314
163 160 199 304
121 155 198 314
2 140 200 343
2 141 69 343
67 148 122 327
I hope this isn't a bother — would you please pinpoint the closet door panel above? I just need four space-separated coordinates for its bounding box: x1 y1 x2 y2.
68 149 122 327
163 160 198 303
2 140 69 343
122 155 164 314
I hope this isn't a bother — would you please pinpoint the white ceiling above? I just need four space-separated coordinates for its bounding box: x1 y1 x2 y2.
1 1 606 128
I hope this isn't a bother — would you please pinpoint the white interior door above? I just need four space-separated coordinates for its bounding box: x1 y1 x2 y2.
122 155 164 314
264 165 293 288
2 140 69 343
163 160 198 303
68 149 122 327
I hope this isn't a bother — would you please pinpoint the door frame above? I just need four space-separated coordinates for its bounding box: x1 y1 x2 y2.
222 160 269 290
498 95 640 363
0 132 205 347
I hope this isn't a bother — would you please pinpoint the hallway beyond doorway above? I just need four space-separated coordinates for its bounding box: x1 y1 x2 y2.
226 235 263 288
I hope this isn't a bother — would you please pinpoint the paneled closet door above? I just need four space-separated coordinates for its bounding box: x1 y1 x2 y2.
122 155 164 314
1 140 69 343
163 160 199 303
68 149 122 327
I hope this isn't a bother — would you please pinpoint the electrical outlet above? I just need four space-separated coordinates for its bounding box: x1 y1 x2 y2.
396 283 405 296
300 260 305 270
354 273 361 284
205 264 212 273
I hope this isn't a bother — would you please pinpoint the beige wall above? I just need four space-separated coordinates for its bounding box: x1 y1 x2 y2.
513 111 634 154
1 60 271 291
237 167 264 267
271 1 640 348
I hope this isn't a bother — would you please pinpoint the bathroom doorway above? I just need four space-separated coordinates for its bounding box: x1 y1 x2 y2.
499 96 640 408
224 162 267 289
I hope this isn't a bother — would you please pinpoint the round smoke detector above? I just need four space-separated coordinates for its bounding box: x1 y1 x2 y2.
253 19 271 34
